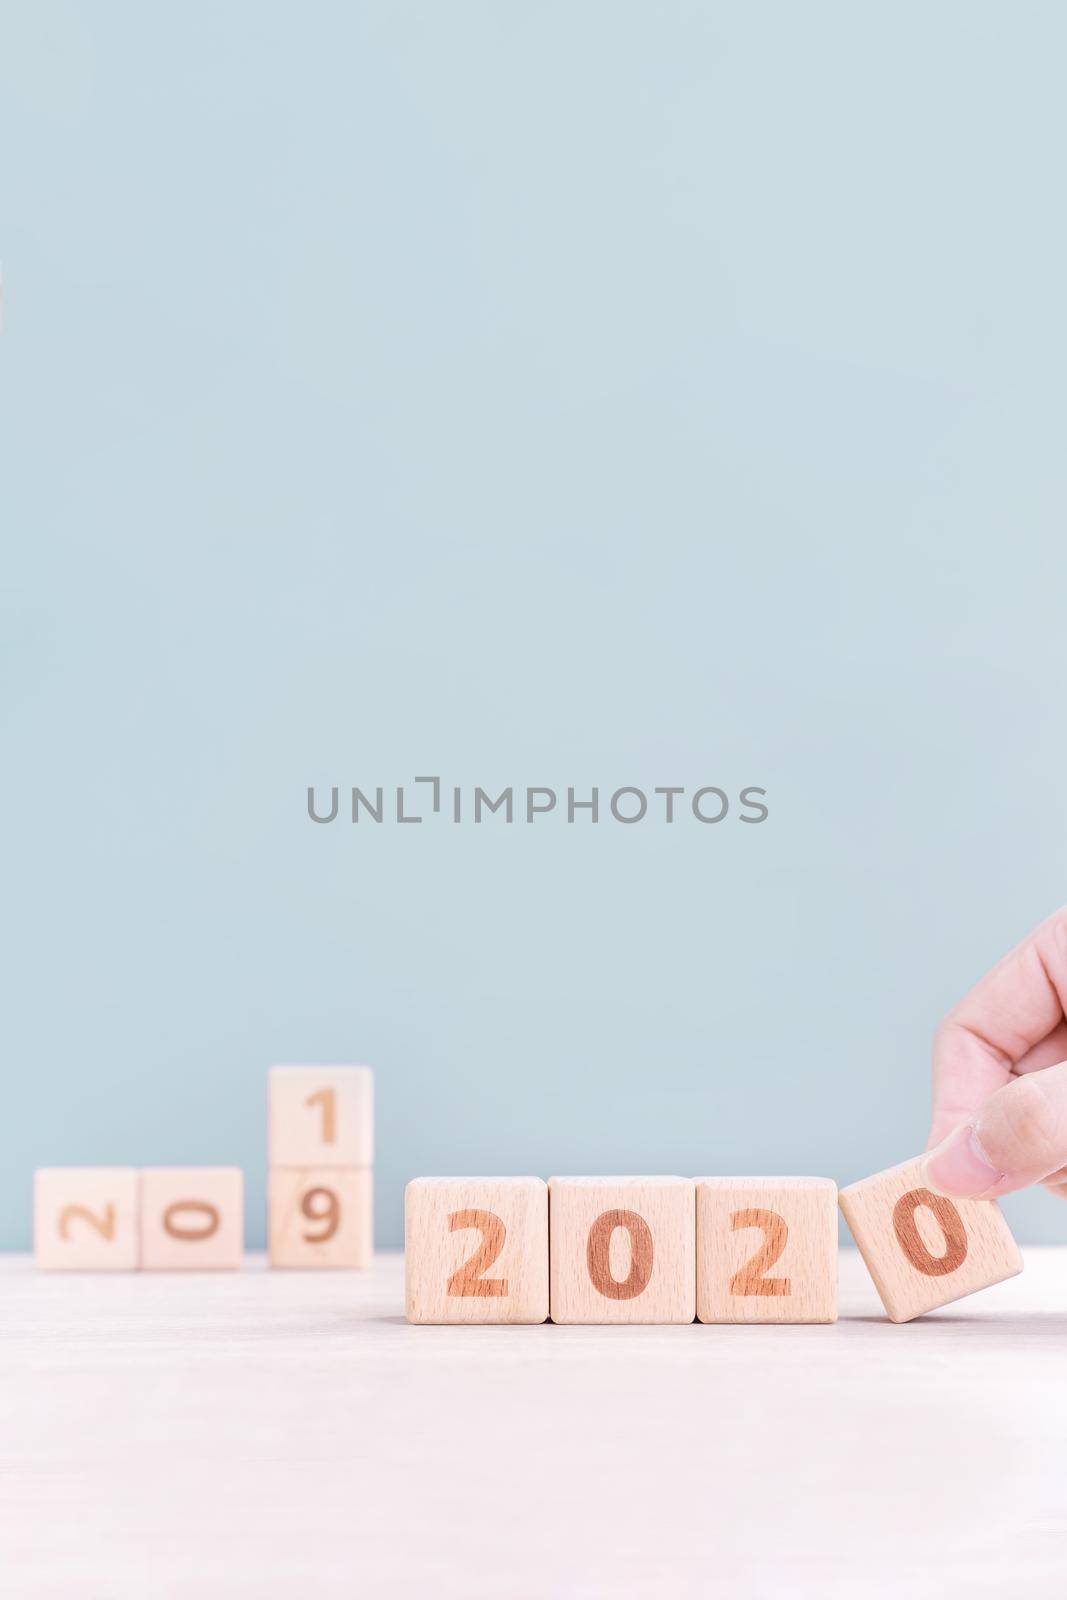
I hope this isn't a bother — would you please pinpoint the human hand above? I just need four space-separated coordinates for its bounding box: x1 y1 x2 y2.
923 908 1067 1200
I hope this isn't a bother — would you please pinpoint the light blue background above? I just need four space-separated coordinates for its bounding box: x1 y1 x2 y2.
3 2 1066 1249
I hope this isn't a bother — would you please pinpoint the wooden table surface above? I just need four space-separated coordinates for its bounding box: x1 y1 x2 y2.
2 1248 1066 1598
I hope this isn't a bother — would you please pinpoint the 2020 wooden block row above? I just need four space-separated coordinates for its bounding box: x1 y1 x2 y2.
405 1160 1023 1324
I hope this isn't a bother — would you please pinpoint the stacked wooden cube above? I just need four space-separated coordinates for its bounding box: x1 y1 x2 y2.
405 1159 1023 1325
267 1065 374 1268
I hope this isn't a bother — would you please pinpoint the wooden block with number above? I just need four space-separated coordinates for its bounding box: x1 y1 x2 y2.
839 1156 1023 1323
405 1177 549 1324
548 1177 695 1325
34 1168 140 1271
140 1168 244 1271
269 1167 373 1268
268 1065 373 1168
696 1177 837 1323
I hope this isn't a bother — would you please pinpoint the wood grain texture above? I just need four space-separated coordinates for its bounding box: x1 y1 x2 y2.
268 1065 374 1168
549 1176 695 1324
34 1168 140 1271
269 1167 373 1269
140 1168 244 1271
405 1177 549 1324
839 1156 1023 1322
696 1177 837 1323
3 1250 1067 1598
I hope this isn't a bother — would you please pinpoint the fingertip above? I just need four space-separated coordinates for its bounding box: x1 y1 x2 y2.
922 1123 1005 1199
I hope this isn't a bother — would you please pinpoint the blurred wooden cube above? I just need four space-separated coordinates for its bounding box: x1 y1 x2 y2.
34 1168 140 1271
269 1167 373 1268
140 1167 244 1271
268 1066 373 1169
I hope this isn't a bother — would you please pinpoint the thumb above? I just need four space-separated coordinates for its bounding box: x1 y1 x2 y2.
922 1059 1067 1199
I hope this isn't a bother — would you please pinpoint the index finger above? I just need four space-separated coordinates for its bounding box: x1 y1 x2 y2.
928 907 1067 1148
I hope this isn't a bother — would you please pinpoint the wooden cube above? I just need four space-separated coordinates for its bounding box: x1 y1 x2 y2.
548 1177 695 1324
140 1168 244 1271
696 1177 837 1323
839 1156 1023 1322
268 1065 373 1168
269 1167 373 1268
34 1168 140 1271
405 1177 549 1324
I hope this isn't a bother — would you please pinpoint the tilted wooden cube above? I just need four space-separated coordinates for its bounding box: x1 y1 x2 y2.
696 1177 837 1323
269 1167 373 1268
405 1177 549 1324
839 1156 1023 1322
34 1168 140 1271
140 1167 244 1271
549 1177 695 1324
268 1065 374 1168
